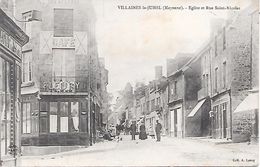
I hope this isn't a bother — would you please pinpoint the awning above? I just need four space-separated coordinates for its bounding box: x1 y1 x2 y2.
188 99 206 117
234 92 258 113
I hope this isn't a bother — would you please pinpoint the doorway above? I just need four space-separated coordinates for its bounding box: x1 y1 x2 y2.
174 110 178 137
223 109 227 138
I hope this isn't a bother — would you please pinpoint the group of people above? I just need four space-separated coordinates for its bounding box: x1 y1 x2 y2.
130 120 162 142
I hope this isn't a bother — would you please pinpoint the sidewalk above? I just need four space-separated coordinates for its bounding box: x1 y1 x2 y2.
187 136 233 145
21 140 118 159
184 136 259 155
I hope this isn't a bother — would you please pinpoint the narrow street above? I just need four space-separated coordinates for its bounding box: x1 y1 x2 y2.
20 136 258 166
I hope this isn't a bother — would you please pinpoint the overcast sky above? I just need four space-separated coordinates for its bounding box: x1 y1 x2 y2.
92 0 251 96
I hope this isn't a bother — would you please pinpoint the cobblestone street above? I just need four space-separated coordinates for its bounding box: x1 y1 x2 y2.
20 135 258 166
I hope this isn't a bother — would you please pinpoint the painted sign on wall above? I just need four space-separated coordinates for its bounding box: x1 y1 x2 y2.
41 80 80 93
0 28 22 58
53 37 75 48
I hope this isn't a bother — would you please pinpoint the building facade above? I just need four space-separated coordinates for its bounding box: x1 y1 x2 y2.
0 7 29 166
15 0 107 146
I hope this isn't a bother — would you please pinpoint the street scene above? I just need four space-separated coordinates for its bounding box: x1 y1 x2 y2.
20 135 258 166
0 0 259 166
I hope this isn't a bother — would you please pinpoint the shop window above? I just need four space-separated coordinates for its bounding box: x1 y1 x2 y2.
22 103 31 134
0 59 12 155
50 102 58 132
39 102 48 133
60 102 69 132
31 102 39 133
80 101 88 132
54 8 73 37
22 51 32 83
71 102 79 132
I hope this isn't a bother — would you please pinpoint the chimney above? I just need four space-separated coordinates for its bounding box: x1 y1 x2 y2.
155 66 162 80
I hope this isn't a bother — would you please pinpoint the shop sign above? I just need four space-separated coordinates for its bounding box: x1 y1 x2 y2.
0 28 22 58
53 37 75 48
41 81 80 93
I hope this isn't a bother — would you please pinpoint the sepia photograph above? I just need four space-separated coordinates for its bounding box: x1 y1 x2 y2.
0 0 259 166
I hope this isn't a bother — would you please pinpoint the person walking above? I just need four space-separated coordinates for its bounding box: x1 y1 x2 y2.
130 121 137 140
139 122 147 140
155 120 162 142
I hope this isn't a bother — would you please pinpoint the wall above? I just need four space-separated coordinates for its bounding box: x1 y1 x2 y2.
251 10 259 88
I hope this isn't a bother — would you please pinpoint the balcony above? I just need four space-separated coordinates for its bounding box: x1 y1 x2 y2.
40 76 88 94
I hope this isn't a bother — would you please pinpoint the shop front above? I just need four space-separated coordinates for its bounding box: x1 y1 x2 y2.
0 9 29 166
211 92 231 139
21 94 96 146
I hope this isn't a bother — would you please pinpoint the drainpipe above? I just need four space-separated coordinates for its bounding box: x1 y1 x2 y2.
182 73 186 138
229 90 232 140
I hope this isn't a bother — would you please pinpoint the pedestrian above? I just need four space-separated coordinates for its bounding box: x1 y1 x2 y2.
155 120 162 142
130 121 137 140
139 122 147 140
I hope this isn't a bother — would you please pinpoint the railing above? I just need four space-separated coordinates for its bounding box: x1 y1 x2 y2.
40 76 88 93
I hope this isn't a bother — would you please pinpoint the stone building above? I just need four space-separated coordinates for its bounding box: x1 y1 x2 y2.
167 53 202 138
15 0 107 146
232 4 259 142
186 2 259 140
0 4 29 166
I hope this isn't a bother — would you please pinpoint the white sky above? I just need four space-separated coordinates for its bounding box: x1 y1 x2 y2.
92 0 251 95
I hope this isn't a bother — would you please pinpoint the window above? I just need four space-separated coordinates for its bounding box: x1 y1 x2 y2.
22 103 31 134
206 74 209 94
22 51 32 82
223 62 227 88
214 106 219 128
146 101 149 112
60 102 69 132
80 101 88 132
223 27 226 50
22 12 32 38
171 88 174 95
151 99 155 111
31 102 39 133
174 81 177 94
214 36 217 57
39 102 48 133
50 102 58 132
156 97 160 106
71 102 79 132
0 59 11 155
202 74 206 89
54 9 73 37
52 49 75 79
215 68 218 93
